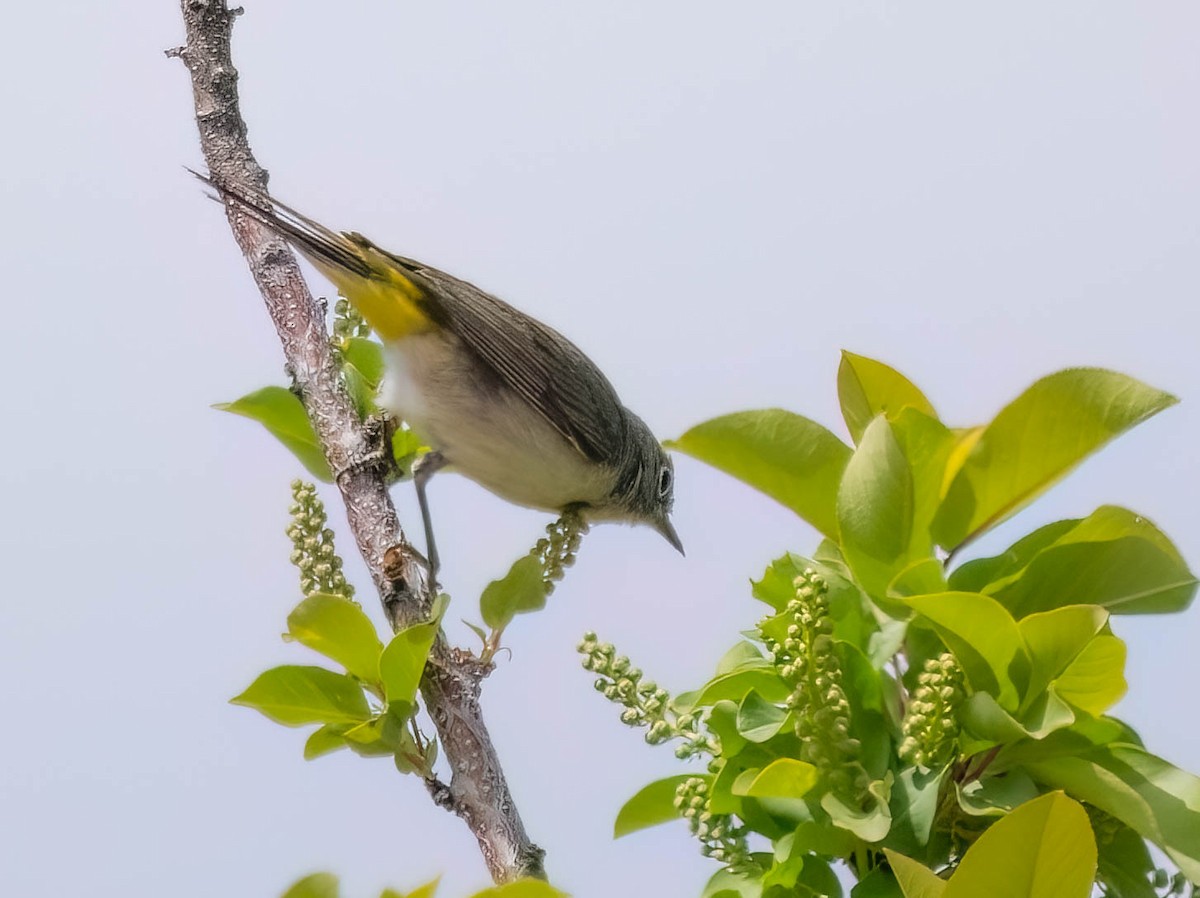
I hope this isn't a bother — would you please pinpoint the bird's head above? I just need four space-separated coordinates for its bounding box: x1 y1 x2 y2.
600 415 683 554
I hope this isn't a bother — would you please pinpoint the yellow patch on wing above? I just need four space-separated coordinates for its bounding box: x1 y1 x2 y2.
311 247 435 342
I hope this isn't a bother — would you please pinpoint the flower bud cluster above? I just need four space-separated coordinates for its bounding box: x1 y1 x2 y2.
761 569 866 797
578 633 717 759
898 653 964 769
534 511 588 596
331 296 370 344
673 777 752 869
286 480 354 601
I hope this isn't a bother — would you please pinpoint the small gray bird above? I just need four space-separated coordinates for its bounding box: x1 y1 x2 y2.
202 177 681 575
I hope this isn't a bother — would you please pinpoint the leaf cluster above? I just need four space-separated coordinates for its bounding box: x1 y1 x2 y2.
598 353 1197 897
232 592 446 774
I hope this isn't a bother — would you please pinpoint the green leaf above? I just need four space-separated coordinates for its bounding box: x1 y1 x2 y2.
947 519 1079 593
794 856 845 898
1016 605 1108 707
838 352 938 444
402 879 442 898
1053 634 1127 716
669 409 852 539
890 409 957 558
732 759 818 800
613 774 700 838
282 873 340 898
960 690 1075 743
341 337 385 416
702 868 763 898
932 369 1177 550
987 507 1197 618
822 778 893 842
851 867 903 898
706 701 748 758
480 555 548 631
944 792 1096 898
343 336 385 389
736 690 788 743
303 723 350 760
902 592 1028 711
882 850 946 898
837 416 916 596
717 641 769 674
1096 823 1157 898
694 669 793 707
379 602 446 706
231 665 370 725
342 708 410 758
760 855 805 893
391 427 426 477
888 559 948 600
752 554 810 610
886 766 949 854
215 386 333 482
467 880 568 898
955 770 1040 817
1019 742 1200 882
287 593 385 685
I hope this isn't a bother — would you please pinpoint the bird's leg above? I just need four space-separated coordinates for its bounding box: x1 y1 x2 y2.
412 450 448 581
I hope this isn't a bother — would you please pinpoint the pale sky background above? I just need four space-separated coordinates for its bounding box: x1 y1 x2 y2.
2 2 1198 896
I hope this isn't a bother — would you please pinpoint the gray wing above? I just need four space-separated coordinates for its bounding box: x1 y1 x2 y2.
385 252 631 466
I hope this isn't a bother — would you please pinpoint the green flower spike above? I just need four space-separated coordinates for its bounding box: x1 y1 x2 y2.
286 480 355 601
899 652 964 770
674 776 753 870
762 568 867 798
578 633 717 759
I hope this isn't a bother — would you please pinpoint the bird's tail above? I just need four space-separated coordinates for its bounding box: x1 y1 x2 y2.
192 170 432 340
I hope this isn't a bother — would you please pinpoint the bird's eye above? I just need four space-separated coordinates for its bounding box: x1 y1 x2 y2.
658 467 673 497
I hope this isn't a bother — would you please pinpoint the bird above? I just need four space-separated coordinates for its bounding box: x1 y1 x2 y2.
198 174 682 577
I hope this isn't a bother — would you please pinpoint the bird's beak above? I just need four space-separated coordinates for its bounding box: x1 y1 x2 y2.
654 516 685 556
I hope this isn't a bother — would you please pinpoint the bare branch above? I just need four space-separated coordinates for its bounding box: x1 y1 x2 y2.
173 0 545 881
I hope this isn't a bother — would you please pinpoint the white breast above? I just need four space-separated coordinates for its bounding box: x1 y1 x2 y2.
380 334 615 512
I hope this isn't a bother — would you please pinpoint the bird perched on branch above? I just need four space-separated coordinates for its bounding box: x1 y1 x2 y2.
199 174 682 576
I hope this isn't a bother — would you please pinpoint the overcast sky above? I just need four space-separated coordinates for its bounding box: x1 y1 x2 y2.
2 2 1198 896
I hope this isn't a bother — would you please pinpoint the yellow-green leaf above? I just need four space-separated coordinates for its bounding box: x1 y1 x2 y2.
837 416 916 597
989 507 1197 618
1053 634 1127 716
287 593 385 685
884 849 947 898
282 873 339 898
669 409 852 539
379 600 446 706
215 386 333 482
480 555 547 632
231 665 370 726
468 880 568 898
1017 605 1108 706
1021 743 1200 881
944 792 1096 898
732 758 818 800
303 724 350 760
613 775 699 838
838 351 938 443
932 369 1176 550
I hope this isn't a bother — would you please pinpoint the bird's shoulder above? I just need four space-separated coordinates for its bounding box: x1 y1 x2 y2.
379 251 632 465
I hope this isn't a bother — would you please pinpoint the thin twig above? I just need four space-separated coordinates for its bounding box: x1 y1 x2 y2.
172 0 544 881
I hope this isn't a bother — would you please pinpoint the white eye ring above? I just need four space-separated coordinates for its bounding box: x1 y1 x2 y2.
658 468 673 497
